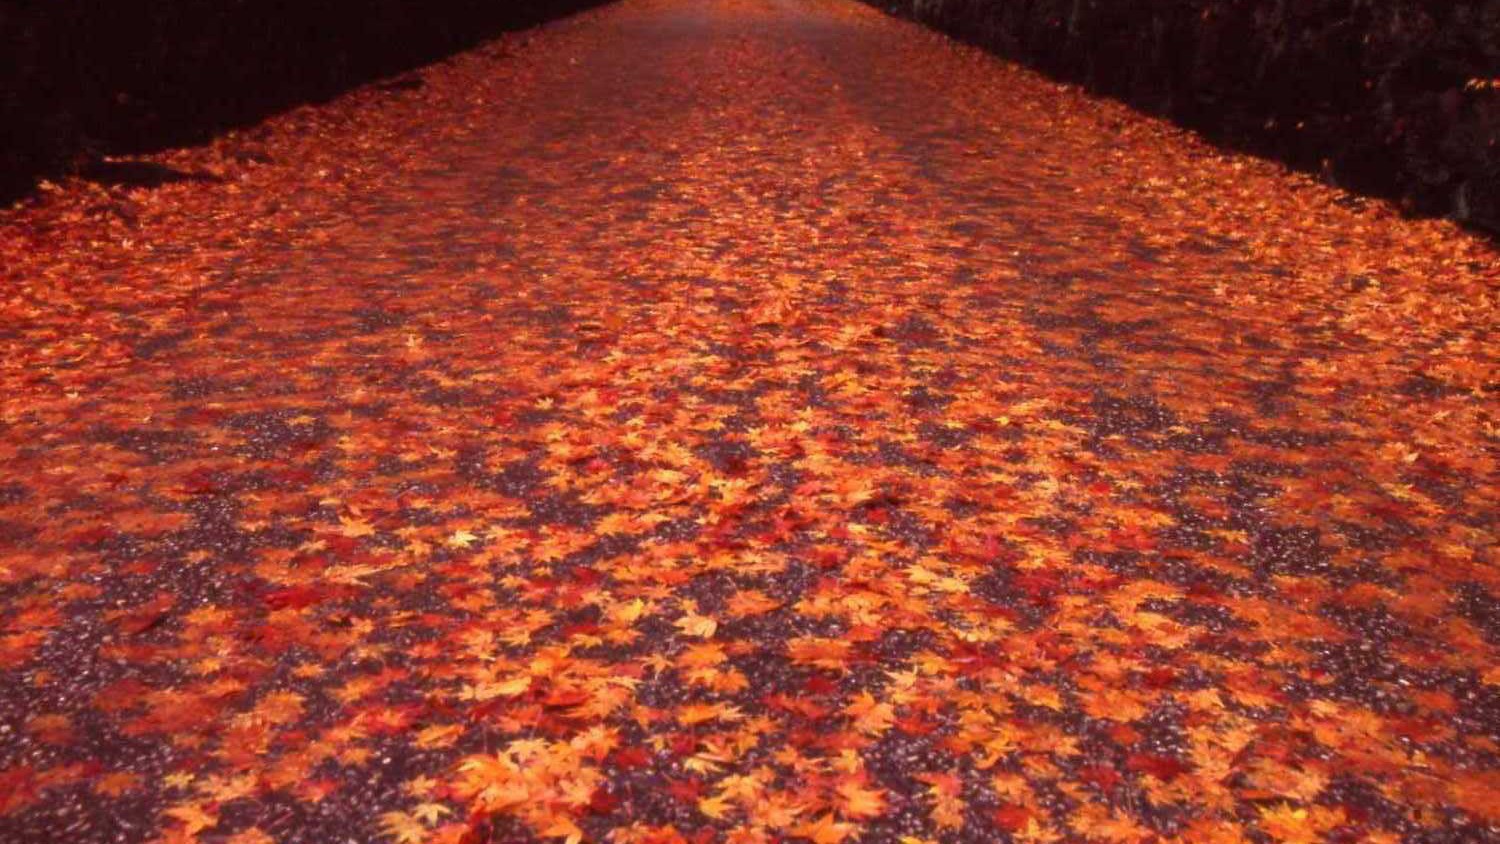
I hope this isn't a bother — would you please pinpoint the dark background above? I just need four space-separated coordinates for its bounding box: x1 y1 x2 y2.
0 0 605 203
3 0 1498 234
869 0 1500 234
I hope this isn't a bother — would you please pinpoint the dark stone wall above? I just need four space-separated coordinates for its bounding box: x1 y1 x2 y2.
1 0 608 203
868 0 1500 234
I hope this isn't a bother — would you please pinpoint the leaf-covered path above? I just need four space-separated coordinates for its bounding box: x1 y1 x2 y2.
2 1 1498 842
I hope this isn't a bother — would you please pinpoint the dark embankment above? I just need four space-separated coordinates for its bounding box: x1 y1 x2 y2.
867 0 1500 235
0 0 609 204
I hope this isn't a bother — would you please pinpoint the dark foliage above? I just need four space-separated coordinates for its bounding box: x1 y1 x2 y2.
870 0 1500 233
0 0 605 203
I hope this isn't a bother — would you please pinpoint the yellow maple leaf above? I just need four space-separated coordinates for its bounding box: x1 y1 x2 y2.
461 675 532 701
1019 682 1064 711
412 803 452 825
1257 805 1316 844
404 776 438 797
843 691 896 735
610 598 648 624
835 779 887 819
446 529 478 548
415 724 464 749
338 515 376 538
380 811 427 844
674 612 718 638
164 803 218 836
1257 804 1344 844
699 794 734 819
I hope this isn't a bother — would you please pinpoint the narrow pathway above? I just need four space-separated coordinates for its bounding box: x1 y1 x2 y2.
1 1 1496 842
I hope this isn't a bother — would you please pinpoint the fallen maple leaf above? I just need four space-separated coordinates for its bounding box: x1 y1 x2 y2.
380 811 427 844
835 778 887 819
794 813 855 844
674 612 717 638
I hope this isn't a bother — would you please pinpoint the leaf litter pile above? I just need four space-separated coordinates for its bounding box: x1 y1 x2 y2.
1 1 1497 843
